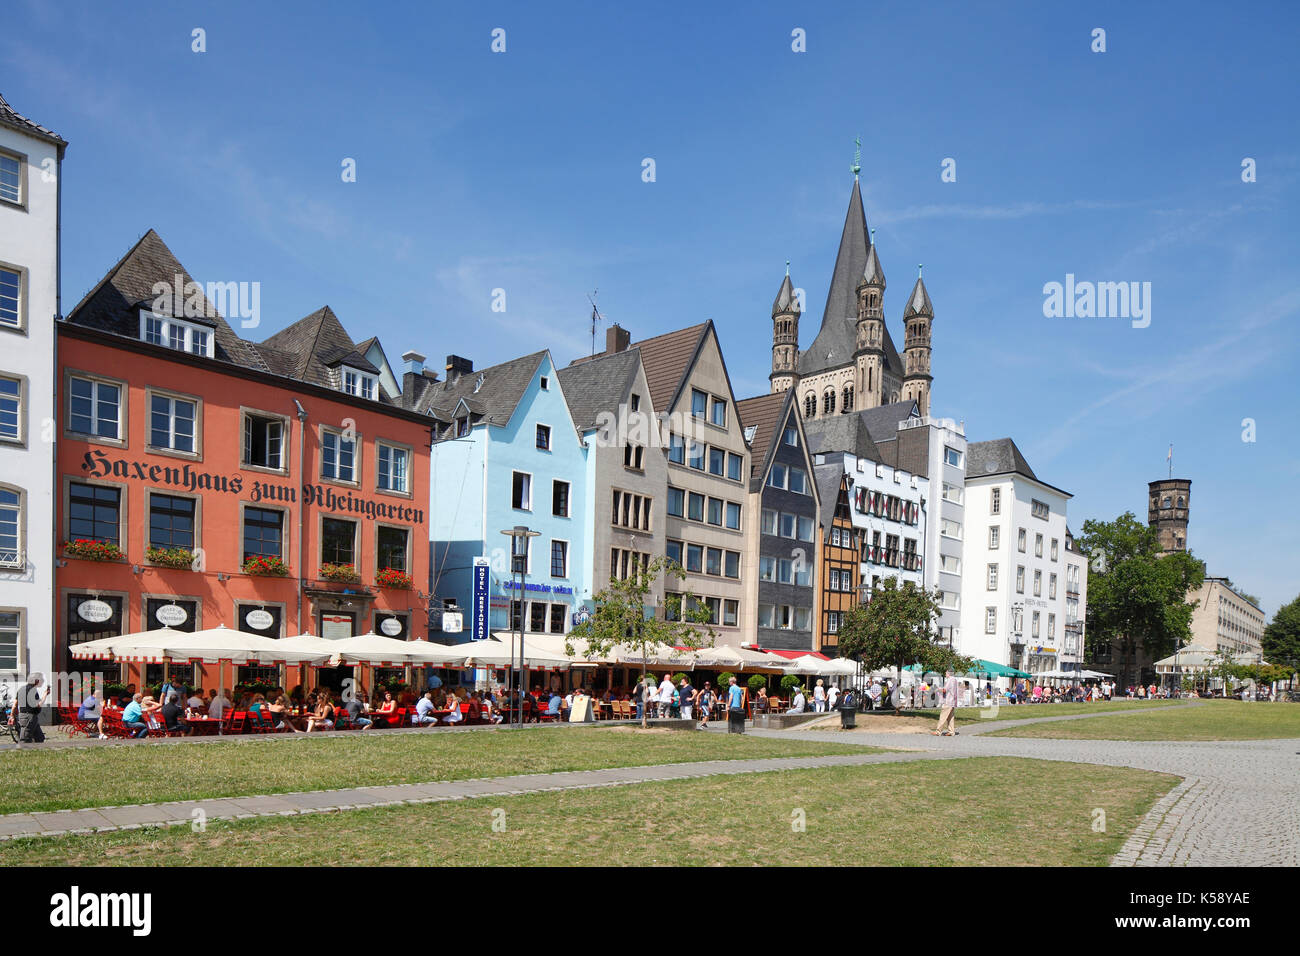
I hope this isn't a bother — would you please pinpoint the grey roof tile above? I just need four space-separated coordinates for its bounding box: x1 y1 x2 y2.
419 351 547 433
0 92 66 150
803 412 883 463
903 274 933 318
772 273 799 317
555 348 642 432
967 438 1038 482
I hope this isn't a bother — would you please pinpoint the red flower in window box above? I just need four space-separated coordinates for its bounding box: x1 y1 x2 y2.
243 556 290 577
376 567 413 589
63 539 125 562
319 562 362 584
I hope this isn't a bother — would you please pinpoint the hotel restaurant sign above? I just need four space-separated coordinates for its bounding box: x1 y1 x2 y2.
79 450 424 523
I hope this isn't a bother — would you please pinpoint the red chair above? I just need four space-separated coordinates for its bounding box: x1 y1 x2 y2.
222 710 247 735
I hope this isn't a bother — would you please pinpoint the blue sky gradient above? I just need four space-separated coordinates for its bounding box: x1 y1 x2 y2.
6 0 1297 614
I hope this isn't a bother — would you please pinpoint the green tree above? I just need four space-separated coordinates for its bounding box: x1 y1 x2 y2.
567 555 714 727
835 578 968 710
1262 594 1300 674
1077 512 1205 682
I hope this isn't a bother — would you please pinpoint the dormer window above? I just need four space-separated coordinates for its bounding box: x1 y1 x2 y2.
139 312 214 358
341 366 378 400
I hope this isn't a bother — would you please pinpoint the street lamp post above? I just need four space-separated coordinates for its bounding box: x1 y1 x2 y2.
500 525 539 729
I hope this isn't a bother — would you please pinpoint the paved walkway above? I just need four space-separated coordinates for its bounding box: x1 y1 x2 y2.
718 705 1300 867
3 705 1295 866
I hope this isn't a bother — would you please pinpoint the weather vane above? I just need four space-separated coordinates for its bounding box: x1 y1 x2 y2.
851 135 862 177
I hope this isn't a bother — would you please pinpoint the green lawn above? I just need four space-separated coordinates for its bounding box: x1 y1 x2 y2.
986 700 1300 740
0 757 1177 866
907 699 1183 725
0 727 867 815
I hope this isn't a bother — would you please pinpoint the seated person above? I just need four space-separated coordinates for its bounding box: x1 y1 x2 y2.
305 693 335 732
207 688 231 720
121 693 149 738
755 687 769 713
788 689 807 713
78 690 106 738
442 693 464 725
117 684 138 708
268 695 300 732
343 694 372 730
186 689 206 710
247 694 271 728
161 693 191 735
413 691 440 725
546 691 563 718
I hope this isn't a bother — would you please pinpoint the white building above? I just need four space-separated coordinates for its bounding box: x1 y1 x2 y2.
912 415 966 645
0 93 65 695
959 438 1078 675
804 406 929 601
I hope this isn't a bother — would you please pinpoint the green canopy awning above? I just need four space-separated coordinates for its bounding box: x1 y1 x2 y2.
903 659 1029 679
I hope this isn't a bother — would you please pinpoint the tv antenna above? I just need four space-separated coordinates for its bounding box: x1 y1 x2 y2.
587 289 605 356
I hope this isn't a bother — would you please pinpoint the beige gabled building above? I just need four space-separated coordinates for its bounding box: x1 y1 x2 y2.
582 321 750 640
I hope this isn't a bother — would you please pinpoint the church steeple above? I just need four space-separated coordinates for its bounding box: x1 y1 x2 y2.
770 266 800 393
902 266 934 416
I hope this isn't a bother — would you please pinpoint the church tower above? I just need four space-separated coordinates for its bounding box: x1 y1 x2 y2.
901 266 934 416
770 267 800 393
854 233 886 408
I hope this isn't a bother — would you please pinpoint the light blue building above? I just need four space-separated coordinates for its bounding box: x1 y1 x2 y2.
402 350 589 642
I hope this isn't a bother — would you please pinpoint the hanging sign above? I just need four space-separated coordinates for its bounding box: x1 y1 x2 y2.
380 616 405 637
441 611 463 634
77 599 113 623
245 609 274 631
472 557 490 641
154 604 189 627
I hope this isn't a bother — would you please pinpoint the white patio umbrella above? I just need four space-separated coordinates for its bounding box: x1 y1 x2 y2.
324 633 470 666
472 635 574 668
783 654 834 675
70 627 190 663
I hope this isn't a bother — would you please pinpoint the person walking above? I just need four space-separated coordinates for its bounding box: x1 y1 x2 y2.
726 676 746 734
657 674 676 718
813 679 826 713
697 682 715 729
931 669 961 736
12 673 49 744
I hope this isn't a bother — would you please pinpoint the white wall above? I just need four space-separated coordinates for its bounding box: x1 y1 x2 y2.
0 122 60 692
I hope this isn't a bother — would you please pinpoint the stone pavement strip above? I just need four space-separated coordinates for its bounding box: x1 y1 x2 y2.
0 749 960 842
721 705 1300 868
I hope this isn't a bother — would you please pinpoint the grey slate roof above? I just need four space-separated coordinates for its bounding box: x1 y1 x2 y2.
967 438 1039 482
415 350 547 432
858 399 922 444
904 275 933 318
65 230 417 412
555 347 642 432
860 242 885 288
0 92 67 151
772 273 799 317
798 179 902 376
735 391 789 489
814 462 849 529
66 229 268 372
803 412 883 463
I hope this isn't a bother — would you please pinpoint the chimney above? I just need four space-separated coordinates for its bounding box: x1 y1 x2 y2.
401 349 427 375
606 323 631 354
445 354 473 381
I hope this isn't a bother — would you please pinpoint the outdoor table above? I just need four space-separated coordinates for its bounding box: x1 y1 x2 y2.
184 716 223 736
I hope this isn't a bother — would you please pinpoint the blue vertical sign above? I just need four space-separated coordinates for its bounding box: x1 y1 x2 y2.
472 557 490 641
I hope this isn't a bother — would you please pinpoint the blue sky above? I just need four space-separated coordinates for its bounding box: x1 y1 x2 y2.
6 0 1298 615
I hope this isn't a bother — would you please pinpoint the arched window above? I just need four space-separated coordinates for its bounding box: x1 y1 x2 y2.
842 385 854 412
1162 496 1171 509
804 394 817 419
1177 496 1185 508
823 390 836 415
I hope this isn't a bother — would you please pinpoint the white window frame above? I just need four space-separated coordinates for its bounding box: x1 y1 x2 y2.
341 366 378 400
985 607 997 634
987 563 998 590
146 387 201 458
320 426 359 485
376 440 412 496
0 484 24 569
64 370 127 446
0 262 24 332
988 525 999 549
511 470 533 511
0 372 27 446
241 408 288 474
549 538 569 578
137 311 215 358
0 148 25 207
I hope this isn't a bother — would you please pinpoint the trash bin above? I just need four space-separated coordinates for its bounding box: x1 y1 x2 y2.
839 691 857 729
727 707 745 734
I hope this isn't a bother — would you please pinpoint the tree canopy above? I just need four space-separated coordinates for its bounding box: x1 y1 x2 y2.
835 577 970 681
1262 594 1300 673
566 555 715 726
1077 512 1204 673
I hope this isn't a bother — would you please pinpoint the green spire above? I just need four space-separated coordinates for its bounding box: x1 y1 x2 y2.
851 135 862 177
786 259 790 276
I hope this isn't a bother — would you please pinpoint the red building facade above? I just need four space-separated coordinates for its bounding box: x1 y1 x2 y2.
55 231 432 694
